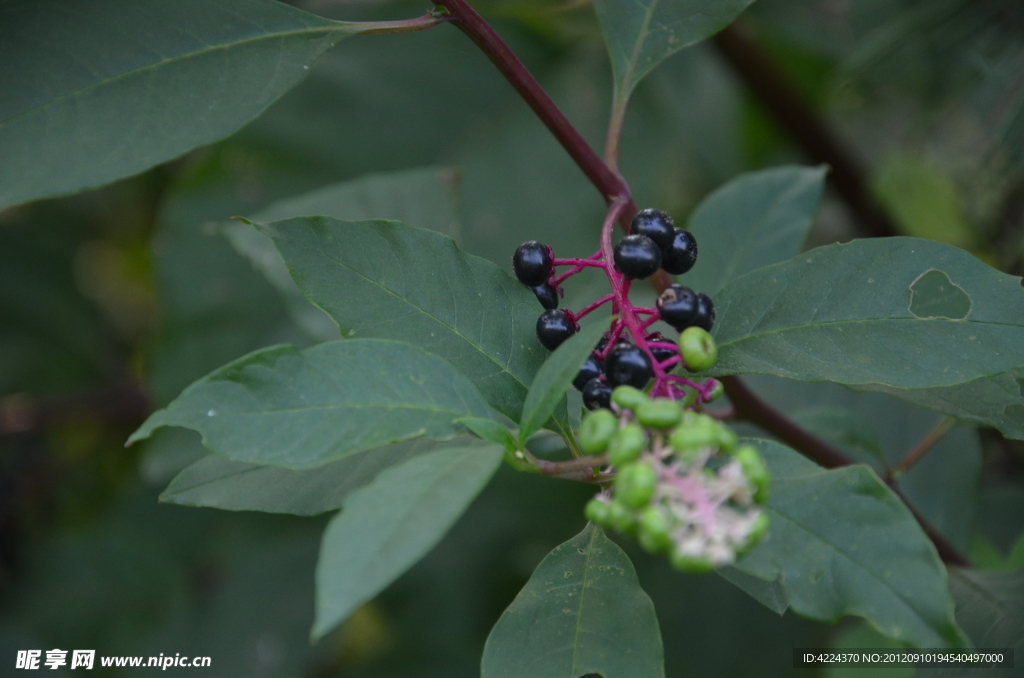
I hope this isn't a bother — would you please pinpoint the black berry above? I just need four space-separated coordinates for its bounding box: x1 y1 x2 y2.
513 241 552 287
573 354 604 391
536 309 576 350
656 284 698 331
631 208 675 250
531 283 558 310
646 332 677 366
692 292 716 332
605 342 653 390
613 235 662 279
582 378 613 410
661 228 698 275
595 333 612 353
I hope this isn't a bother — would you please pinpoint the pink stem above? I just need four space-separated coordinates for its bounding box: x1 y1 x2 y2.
633 307 658 315
568 293 615 322
659 355 682 370
639 315 660 331
553 257 606 268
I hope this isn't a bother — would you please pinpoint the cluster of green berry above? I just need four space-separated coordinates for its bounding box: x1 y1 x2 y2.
579 385 770 571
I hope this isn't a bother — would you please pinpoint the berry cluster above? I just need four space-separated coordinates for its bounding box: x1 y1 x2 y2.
511 208 721 406
579 386 770 570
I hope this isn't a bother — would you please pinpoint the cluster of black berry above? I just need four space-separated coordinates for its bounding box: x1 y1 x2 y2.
511 209 722 410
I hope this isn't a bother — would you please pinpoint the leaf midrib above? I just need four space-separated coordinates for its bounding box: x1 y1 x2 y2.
719 315 1023 350
1 24 342 128
618 0 661 98
569 525 600 674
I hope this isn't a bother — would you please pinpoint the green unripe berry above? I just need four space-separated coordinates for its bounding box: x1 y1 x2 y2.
735 445 770 503
611 385 648 412
679 326 718 372
670 551 714 573
607 423 646 466
716 426 738 452
614 462 658 509
584 498 611 526
636 398 683 429
578 409 618 454
704 379 724 402
669 417 720 452
737 512 770 557
638 506 673 554
608 499 637 534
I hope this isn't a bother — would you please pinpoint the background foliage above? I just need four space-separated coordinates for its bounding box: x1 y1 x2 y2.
1 0 1023 676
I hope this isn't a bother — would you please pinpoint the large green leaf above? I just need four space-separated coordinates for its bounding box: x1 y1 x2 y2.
519 322 609 445
735 439 968 648
223 167 459 341
481 522 664 678
932 568 1024 677
683 165 827 298
0 0 383 210
160 437 478 515
313 442 503 639
256 217 554 426
129 339 494 469
594 0 758 103
862 372 1024 442
709 238 1024 392
735 376 982 553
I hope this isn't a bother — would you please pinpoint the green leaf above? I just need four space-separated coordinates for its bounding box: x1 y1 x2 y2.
313 442 503 639
256 217 554 427
860 371 1024 442
481 522 665 678
733 438 968 648
709 238 1024 391
717 568 788 615
0 0 378 210
223 167 460 341
938 568 1024 677
129 339 495 469
791 408 888 468
519 322 609 445
457 417 518 451
594 0 758 103
160 437 476 515
684 165 827 298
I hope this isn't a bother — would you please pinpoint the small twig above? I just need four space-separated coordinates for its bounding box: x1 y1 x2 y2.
349 13 451 35
536 454 608 477
890 417 955 480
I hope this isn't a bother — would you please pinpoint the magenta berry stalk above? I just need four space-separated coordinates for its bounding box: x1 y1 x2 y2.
538 199 717 405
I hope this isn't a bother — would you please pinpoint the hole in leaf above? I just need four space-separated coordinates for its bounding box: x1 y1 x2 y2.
909 269 971 320
579 674 604 678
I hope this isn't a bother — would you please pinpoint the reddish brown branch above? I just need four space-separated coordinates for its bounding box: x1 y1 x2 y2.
436 0 633 212
713 23 899 239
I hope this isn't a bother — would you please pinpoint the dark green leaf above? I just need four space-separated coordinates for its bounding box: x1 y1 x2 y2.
861 372 1024 442
734 438 968 648
481 522 665 678
458 417 518 451
684 165 827 298
791 408 888 468
313 442 503 639
717 568 788 615
519 322 609 445
932 568 1024 678
223 167 460 341
0 0 374 209
709 238 1024 391
160 437 477 515
594 0 758 103
129 339 495 469
256 217 554 427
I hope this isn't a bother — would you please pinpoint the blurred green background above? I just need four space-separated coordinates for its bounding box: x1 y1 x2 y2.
1 0 1022 675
